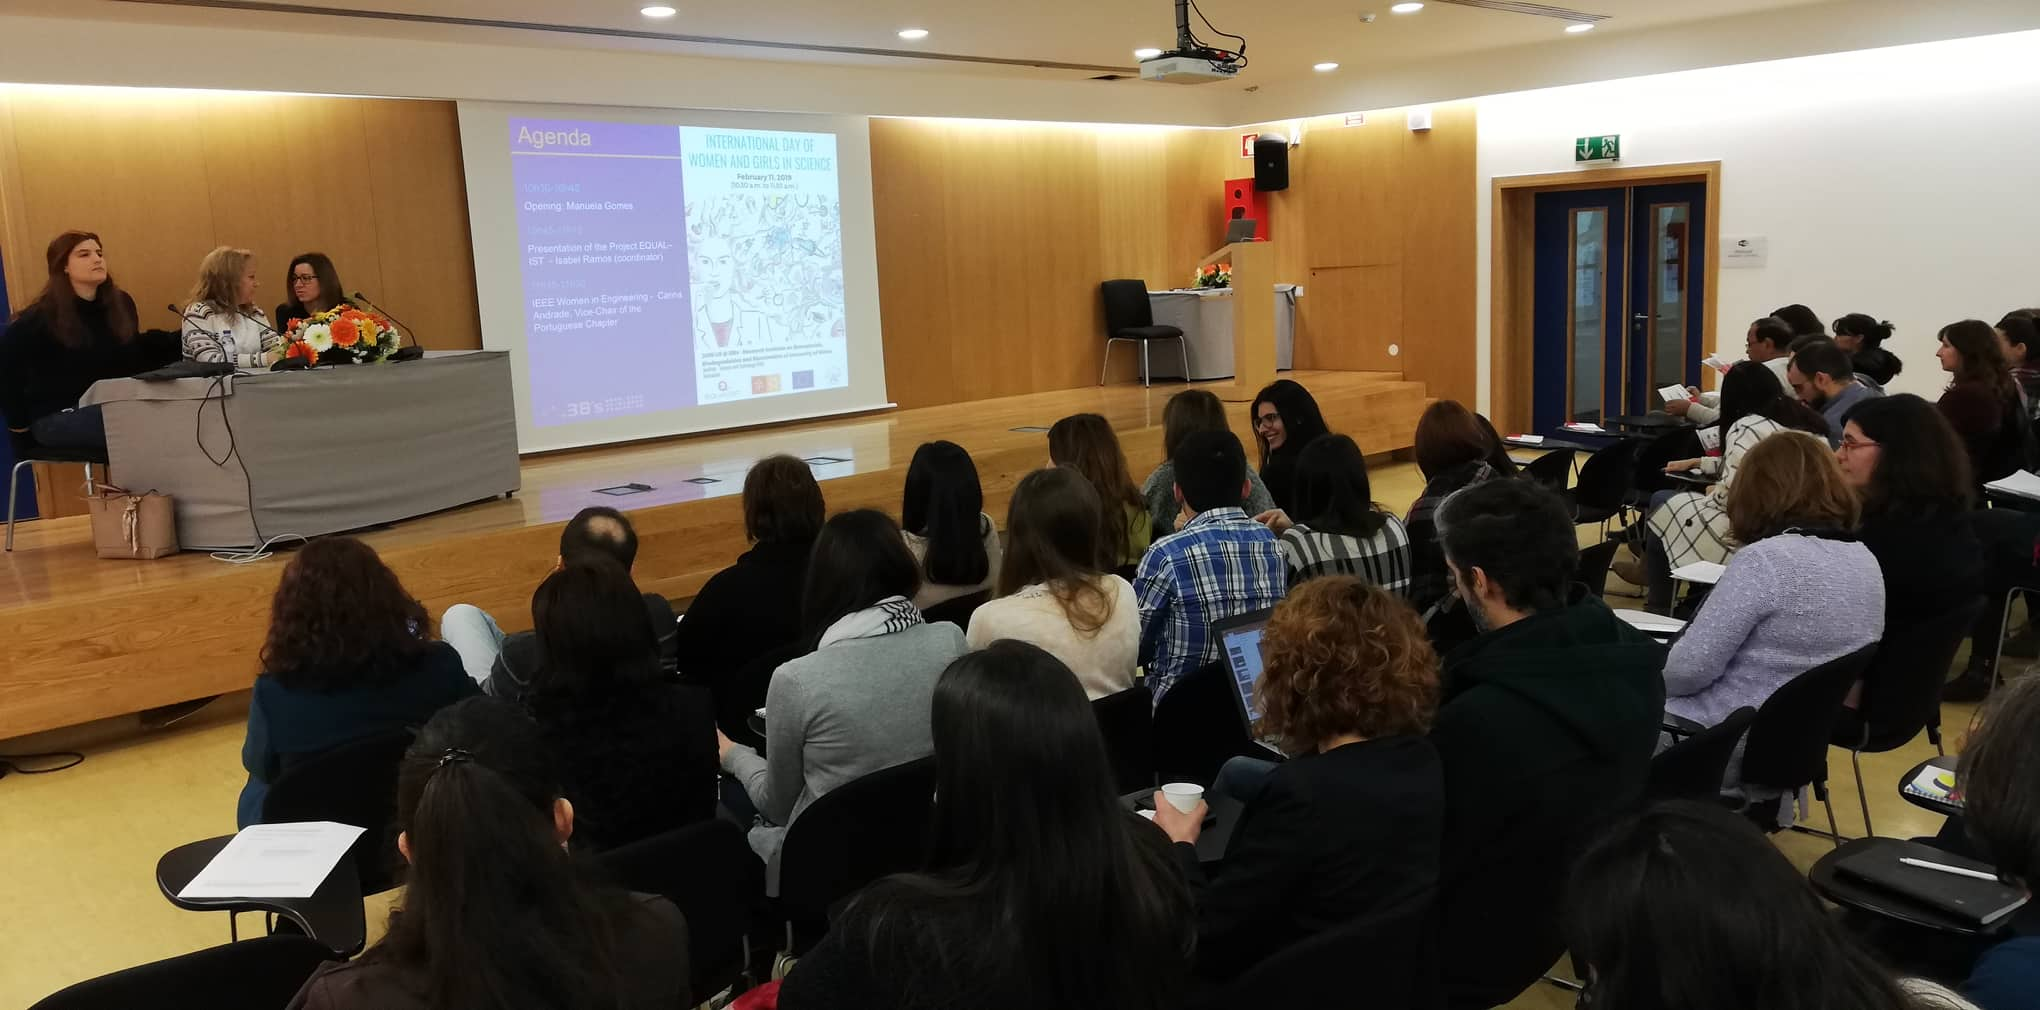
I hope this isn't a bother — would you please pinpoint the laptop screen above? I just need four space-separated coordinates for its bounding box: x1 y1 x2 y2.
1217 608 1275 727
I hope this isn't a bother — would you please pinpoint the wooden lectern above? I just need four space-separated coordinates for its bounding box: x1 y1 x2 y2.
1200 241 1276 402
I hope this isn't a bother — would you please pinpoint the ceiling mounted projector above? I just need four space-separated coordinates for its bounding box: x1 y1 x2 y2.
1137 0 1248 84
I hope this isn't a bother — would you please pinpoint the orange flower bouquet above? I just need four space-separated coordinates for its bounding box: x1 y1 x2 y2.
1194 262 1232 290
284 305 403 365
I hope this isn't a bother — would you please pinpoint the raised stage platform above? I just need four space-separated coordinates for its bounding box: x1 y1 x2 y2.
0 370 1429 739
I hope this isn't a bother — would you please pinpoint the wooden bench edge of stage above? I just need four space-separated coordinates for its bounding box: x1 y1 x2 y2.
0 374 1430 739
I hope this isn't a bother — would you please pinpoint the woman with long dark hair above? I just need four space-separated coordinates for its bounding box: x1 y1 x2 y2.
1249 379 1332 512
1258 434 1411 594
901 441 1001 609
1047 413 1149 568
719 509 966 886
0 230 168 451
1404 400 1505 612
1140 389 1277 539
1834 312 1904 387
967 467 1138 699
1632 361 1829 613
1937 319 2027 485
237 537 478 827
779 641 1193 1010
522 560 717 850
1563 800 1969 1010
276 252 350 335
287 696 691 1010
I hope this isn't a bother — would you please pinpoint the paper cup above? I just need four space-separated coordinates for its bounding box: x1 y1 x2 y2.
1162 782 1205 815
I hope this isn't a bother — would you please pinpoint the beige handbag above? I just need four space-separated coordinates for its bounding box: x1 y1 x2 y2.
87 484 179 559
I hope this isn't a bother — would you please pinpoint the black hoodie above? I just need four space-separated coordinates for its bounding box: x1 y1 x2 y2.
1429 590 1666 1008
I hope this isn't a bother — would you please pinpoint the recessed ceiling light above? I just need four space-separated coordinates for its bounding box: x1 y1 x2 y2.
1391 2 1425 12
639 5 676 16
1134 47 1163 59
1565 22 1595 32
1313 61 1340 71
897 27 930 40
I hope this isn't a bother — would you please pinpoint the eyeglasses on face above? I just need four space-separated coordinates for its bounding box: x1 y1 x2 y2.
1837 436 1880 454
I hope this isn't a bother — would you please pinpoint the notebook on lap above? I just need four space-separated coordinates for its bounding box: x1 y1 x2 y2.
1213 607 1285 761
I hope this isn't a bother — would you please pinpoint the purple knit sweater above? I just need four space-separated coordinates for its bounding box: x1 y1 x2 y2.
1664 534 1884 728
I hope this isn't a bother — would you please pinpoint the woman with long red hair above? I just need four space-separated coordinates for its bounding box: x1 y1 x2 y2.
0 230 173 451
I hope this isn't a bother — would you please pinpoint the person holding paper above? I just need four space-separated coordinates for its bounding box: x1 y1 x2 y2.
1661 433 1882 814
1628 363 1828 612
1666 317 1795 425
287 697 692 1010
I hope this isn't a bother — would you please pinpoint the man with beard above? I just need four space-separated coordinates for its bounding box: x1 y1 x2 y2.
1427 479 1665 1009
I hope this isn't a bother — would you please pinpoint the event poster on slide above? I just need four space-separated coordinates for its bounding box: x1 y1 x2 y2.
510 119 848 427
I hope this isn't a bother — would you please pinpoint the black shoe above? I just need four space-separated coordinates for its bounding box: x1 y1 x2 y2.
1942 671 1993 704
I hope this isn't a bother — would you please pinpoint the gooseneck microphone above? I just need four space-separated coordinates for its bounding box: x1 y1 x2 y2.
350 292 425 357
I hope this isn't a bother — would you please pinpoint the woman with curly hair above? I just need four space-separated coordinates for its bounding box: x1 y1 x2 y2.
1150 577 1443 982
237 537 478 827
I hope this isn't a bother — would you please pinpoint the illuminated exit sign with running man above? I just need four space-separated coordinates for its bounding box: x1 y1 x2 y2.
1575 135 1621 162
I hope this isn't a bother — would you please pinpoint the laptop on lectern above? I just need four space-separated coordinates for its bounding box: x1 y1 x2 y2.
1224 218 1259 244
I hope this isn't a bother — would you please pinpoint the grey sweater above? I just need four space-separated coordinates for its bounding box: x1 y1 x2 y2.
722 621 966 887
1142 462 1279 540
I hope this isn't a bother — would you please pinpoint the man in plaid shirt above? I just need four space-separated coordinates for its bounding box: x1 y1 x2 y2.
1136 429 1287 705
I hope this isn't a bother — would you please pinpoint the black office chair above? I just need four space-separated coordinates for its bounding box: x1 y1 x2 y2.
1574 540 1621 598
775 756 938 954
921 589 992 631
1832 598 1986 836
1152 659 1257 787
1646 707 1755 802
262 727 417 896
5 427 107 552
1628 427 1704 505
1738 643 1879 845
27 934 333 1010
599 817 766 1000
715 642 803 748
1098 279 1188 388
1567 440 1642 540
1093 683 1155 794
1521 449 1575 497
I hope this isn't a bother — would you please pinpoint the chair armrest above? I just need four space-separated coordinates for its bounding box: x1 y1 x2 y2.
1661 712 1706 740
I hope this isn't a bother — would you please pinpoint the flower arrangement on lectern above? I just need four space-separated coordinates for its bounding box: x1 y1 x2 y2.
1194 261 1232 290
283 305 403 365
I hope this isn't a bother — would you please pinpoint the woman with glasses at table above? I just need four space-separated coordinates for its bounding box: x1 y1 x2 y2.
274 252 355 337
1248 379 1331 514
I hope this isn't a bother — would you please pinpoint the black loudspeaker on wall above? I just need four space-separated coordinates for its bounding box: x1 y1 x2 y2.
1253 136 1290 192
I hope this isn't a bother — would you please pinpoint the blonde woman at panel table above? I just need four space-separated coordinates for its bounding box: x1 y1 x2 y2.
182 245 286 369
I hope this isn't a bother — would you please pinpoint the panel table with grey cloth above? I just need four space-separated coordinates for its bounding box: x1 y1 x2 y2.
1144 285 1298 381
81 351 521 550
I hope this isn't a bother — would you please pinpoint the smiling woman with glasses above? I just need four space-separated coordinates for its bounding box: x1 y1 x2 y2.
1247 379 1331 513
275 251 349 337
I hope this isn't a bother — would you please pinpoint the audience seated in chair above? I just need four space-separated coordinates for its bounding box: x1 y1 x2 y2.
777 641 1193 1010
672 454 824 687
520 559 718 851
966 466 1138 700
1791 339 1882 449
1151 577 1442 983
1626 360 1828 613
1248 379 1331 514
1836 312 1906 389
1937 320 2029 488
1135 429 1285 706
1405 400 1507 614
1049 412 1151 568
1255 434 1412 595
1140 389 1277 540
718 509 967 888
1669 316 1798 424
286 697 690 1010
1427 479 1664 1009
238 537 479 828
440 506 679 696
1562 800 1976 1010
1662 431 1882 807
1956 675 2040 1010
901 440 1002 610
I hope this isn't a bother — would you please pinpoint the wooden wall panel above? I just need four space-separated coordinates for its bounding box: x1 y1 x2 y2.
362 99 484 351
1306 264 1403 371
1399 103 1479 404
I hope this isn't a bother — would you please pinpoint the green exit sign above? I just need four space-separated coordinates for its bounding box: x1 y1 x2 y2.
1576 135 1621 162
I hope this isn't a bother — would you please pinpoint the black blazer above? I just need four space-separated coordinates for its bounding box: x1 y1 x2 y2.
1174 735 1443 981
672 539 814 684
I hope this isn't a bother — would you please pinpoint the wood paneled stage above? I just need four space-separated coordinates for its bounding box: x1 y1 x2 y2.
0 370 1428 740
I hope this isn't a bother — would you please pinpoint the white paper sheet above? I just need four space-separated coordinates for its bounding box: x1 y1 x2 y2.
1702 354 1732 373
1985 470 2040 502
1508 434 1544 446
1616 609 1687 635
1562 422 1606 434
1657 384 1691 404
178 822 365 899
1670 561 1726 585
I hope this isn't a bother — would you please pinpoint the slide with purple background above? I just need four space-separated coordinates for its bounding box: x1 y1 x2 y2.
510 118 848 428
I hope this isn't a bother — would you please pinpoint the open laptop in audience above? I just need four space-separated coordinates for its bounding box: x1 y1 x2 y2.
1214 607 1286 761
